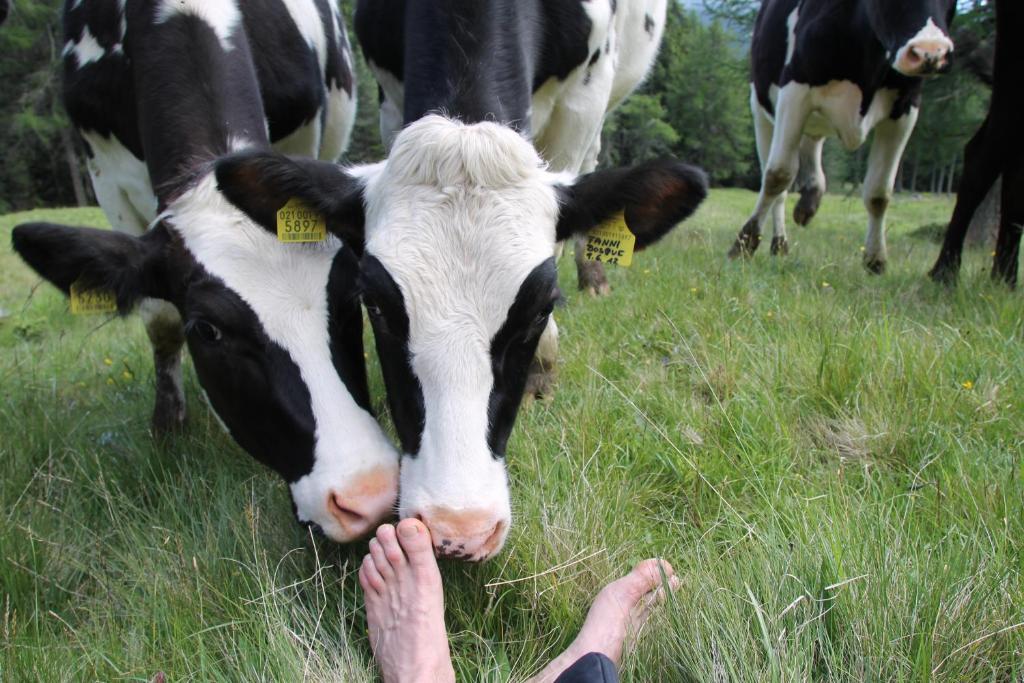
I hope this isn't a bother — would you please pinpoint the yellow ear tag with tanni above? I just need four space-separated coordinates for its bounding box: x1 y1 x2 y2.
69 280 117 315
584 212 635 267
276 198 327 243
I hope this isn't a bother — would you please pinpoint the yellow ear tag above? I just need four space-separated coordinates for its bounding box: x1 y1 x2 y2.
276 198 327 243
584 212 635 267
69 280 117 315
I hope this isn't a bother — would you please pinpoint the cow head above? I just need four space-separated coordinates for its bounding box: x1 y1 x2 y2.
864 0 956 76
11 174 399 542
217 116 707 561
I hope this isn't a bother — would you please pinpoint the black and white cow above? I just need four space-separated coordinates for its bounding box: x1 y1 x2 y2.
11 0 400 542
931 0 1023 287
215 0 708 561
729 0 956 273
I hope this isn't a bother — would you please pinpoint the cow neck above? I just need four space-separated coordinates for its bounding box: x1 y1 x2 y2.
400 0 536 132
126 5 271 206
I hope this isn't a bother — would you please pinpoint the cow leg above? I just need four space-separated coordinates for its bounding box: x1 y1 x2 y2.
573 137 611 297
139 299 187 434
730 84 809 259
861 106 919 275
930 115 1001 285
993 158 1024 287
794 136 826 226
769 193 789 255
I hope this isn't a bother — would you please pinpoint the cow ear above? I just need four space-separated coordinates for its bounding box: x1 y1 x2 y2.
215 150 367 251
555 159 708 248
11 222 172 314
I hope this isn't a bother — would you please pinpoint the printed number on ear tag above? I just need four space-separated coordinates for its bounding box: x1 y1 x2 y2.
584 212 635 267
70 280 117 315
276 198 326 243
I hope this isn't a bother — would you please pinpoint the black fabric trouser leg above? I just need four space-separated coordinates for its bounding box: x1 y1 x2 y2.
553 652 619 683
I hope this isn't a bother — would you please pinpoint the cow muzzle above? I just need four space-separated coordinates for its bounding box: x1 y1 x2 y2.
894 37 953 76
412 506 510 562
324 466 398 541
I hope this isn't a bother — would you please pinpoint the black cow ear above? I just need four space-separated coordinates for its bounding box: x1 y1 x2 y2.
11 222 172 314
555 159 708 248
215 150 367 251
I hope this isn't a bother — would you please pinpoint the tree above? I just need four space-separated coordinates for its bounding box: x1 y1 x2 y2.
0 0 87 212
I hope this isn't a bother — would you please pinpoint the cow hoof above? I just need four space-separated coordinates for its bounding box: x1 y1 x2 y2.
577 260 611 298
523 357 557 401
151 397 187 436
793 189 822 226
863 258 886 275
770 237 789 256
728 234 760 259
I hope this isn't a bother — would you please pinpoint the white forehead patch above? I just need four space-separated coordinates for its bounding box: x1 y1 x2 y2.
155 0 241 52
362 115 561 346
165 174 397 524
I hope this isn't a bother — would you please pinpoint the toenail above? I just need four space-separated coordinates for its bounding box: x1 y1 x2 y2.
399 521 419 538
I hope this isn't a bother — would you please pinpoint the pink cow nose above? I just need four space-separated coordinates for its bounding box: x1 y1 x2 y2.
413 506 509 562
328 467 398 541
896 40 952 76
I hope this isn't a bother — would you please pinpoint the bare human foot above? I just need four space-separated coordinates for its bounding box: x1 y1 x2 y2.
528 559 679 683
358 519 457 683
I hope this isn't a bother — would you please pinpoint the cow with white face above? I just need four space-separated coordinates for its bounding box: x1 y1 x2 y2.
729 0 956 272
11 0 399 542
217 116 707 561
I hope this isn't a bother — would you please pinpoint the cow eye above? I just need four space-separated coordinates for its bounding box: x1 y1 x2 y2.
365 302 382 318
189 319 222 343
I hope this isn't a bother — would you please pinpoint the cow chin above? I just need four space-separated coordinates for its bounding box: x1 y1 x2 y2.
398 453 512 562
291 463 399 542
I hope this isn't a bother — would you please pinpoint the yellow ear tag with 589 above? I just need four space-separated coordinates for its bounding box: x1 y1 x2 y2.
584 212 635 267
276 198 326 243
70 280 117 315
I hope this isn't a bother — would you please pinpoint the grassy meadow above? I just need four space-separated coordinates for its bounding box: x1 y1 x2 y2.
1 191 1021 681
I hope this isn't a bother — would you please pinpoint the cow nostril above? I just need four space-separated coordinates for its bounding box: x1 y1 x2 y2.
483 519 506 552
329 493 368 530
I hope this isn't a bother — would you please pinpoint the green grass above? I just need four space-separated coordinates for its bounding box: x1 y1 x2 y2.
1 191 1021 681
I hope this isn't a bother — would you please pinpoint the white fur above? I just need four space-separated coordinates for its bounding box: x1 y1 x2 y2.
272 108 323 158
785 7 800 66
65 25 106 67
165 175 398 541
155 0 241 53
81 130 158 236
360 117 563 525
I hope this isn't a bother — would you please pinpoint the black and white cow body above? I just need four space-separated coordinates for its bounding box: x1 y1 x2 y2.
931 0 1024 287
216 0 708 561
729 0 956 272
12 0 401 542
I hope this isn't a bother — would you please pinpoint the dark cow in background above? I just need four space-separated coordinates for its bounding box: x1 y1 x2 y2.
730 0 956 273
217 0 708 561
1 0 9 26
931 0 1024 287
12 0 400 542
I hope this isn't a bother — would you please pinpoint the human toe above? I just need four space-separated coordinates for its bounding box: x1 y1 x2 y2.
397 518 436 567
375 524 408 569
